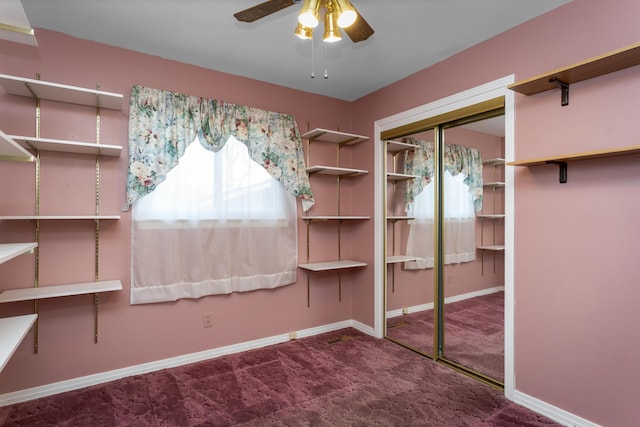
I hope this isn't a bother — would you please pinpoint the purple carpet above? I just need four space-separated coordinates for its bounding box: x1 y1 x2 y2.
0 327 558 426
387 291 504 381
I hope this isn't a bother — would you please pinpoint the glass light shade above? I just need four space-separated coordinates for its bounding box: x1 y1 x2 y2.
294 23 313 40
334 0 357 28
323 7 342 43
298 0 321 28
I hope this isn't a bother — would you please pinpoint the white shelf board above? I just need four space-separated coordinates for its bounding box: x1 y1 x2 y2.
306 165 368 176
0 242 37 264
0 280 122 303
298 260 367 271
301 215 370 221
386 255 422 264
483 158 506 166
301 128 369 145
0 314 37 372
387 172 419 181
386 140 417 153
483 182 505 188
476 214 505 219
0 73 123 110
0 215 121 220
477 245 505 251
0 129 34 162
9 135 122 157
387 216 414 221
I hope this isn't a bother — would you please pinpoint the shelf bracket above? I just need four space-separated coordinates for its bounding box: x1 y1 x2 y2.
549 77 569 106
547 161 568 183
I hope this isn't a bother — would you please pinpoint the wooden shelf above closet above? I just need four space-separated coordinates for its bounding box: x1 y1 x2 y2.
508 42 640 105
508 145 640 167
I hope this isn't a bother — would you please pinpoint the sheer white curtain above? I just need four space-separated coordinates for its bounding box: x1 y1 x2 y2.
131 136 298 304
404 170 477 269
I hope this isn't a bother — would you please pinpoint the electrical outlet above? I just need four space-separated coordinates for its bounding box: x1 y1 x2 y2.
402 308 409 315
202 312 213 328
288 331 297 340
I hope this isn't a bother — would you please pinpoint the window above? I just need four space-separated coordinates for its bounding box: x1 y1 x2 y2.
131 136 298 304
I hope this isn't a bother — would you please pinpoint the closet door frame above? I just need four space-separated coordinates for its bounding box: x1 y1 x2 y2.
373 76 516 398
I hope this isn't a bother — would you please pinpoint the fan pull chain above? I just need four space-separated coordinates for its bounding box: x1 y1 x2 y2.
324 42 329 79
310 33 315 78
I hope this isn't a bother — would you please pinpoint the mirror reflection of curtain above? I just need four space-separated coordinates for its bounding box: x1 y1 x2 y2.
402 138 483 270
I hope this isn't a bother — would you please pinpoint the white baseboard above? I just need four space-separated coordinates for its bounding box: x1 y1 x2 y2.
0 319 374 407
386 285 504 318
513 390 601 427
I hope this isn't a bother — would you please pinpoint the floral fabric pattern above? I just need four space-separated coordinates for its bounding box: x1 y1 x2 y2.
403 137 483 212
125 85 315 211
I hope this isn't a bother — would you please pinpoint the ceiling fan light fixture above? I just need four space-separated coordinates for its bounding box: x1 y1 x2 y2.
323 3 342 43
294 22 313 39
333 0 357 28
298 0 321 28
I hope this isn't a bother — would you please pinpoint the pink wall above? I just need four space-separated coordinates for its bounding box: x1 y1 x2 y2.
0 29 363 393
2 0 640 425
352 0 640 425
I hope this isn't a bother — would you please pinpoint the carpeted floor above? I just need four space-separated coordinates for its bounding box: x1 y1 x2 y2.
0 327 559 426
387 291 504 381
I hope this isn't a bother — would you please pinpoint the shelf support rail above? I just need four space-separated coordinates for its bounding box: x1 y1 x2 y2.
549 77 570 106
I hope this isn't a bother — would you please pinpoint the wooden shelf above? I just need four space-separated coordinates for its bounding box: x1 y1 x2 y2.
298 260 367 272
301 128 369 145
9 135 122 157
0 215 121 220
508 145 640 167
306 165 368 176
0 243 37 264
387 172 419 181
477 245 505 251
0 73 123 110
0 280 122 303
0 314 37 372
386 140 416 153
0 129 34 162
301 215 370 221
386 255 421 264
508 42 640 105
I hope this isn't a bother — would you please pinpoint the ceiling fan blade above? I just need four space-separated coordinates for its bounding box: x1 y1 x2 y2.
344 5 374 43
234 0 296 22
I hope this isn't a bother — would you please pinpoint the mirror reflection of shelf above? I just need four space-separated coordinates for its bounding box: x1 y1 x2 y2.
386 140 416 153
387 215 415 222
477 245 505 251
387 172 419 181
386 255 421 264
476 214 505 219
0 215 121 220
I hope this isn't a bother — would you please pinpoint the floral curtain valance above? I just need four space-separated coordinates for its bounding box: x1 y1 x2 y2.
124 85 315 211
403 137 483 212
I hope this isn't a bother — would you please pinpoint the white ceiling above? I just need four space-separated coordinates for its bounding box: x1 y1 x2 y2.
12 0 570 101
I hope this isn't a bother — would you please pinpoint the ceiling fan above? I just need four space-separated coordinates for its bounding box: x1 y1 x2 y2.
234 0 374 43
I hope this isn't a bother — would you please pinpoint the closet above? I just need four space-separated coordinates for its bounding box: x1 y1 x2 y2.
381 95 507 388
